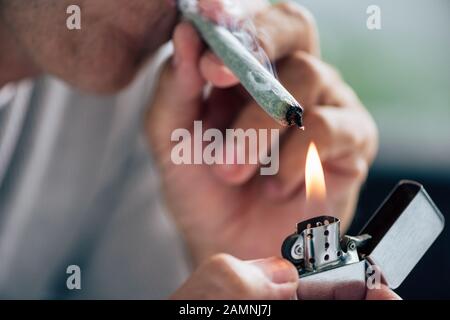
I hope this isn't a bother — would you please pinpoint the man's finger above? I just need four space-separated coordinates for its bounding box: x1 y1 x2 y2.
147 22 205 163
197 1 320 88
208 254 298 300
277 52 341 109
273 106 373 199
366 285 402 300
253 2 320 59
210 52 336 185
248 256 299 300
198 0 268 23
172 254 298 300
199 0 319 59
211 100 287 185
200 51 239 88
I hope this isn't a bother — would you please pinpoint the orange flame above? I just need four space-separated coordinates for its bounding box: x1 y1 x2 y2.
305 142 326 201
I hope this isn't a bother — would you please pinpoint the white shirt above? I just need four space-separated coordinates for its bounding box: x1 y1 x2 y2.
0 46 189 299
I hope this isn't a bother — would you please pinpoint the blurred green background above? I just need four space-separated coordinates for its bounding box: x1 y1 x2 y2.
295 0 450 174
288 0 450 299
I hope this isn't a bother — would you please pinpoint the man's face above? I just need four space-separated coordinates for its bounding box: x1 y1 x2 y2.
1 0 177 93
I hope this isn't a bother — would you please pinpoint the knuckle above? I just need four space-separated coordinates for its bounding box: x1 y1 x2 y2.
255 2 319 58
309 109 329 132
355 158 369 181
207 253 234 270
323 65 343 84
287 54 346 106
254 31 275 60
345 156 370 183
276 1 316 29
275 2 318 50
288 52 324 86
341 106 379 165
307 110 334 144
361 109 379 163
206 254 240 280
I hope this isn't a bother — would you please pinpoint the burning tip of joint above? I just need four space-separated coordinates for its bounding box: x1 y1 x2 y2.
286 105 304 128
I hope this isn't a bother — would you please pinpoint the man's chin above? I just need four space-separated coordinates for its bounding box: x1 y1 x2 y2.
75 71 136 95
64 55 142 95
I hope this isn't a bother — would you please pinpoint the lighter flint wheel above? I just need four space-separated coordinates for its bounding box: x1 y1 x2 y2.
281 233 302 264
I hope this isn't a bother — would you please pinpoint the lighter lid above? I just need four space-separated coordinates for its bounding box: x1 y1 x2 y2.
359 180 445 289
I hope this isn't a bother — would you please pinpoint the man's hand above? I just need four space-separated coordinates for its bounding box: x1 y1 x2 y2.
147 1 378 263
171 254 298 300
366 285 401 300
170 253 400 300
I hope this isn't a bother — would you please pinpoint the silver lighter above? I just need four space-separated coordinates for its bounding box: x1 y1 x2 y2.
281 180 445 299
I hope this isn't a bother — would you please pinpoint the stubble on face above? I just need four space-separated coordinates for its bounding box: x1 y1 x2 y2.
0 0 178 93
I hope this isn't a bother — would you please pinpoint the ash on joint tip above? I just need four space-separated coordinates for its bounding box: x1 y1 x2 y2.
286 105 304 128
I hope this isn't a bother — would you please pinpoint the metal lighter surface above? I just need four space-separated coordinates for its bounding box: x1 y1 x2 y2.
281 180 445 299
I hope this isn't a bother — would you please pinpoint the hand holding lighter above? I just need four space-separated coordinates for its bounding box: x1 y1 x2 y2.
282 180 445 299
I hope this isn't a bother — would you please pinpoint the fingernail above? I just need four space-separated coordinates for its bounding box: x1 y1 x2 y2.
206 52 223 66
270 260 298 284
253 258 298 284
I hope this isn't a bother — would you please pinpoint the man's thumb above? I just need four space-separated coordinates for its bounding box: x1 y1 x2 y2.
148 22 205 159
248 257 299 299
